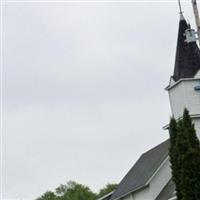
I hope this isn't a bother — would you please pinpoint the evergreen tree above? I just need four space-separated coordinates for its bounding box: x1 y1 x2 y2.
179 109 200 200
169 109 200 200
169 117 182 199
175 119 185 200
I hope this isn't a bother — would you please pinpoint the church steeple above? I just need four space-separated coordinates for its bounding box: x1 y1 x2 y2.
173 15 200 82
166 7 200 137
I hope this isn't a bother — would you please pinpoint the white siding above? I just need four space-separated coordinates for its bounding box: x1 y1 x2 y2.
193 118 200 138
133 187 151 200
168 79 200 137
150 158 171 199
168 81 186 118
121 194 133 200
120 188 151 200
168 79 200 118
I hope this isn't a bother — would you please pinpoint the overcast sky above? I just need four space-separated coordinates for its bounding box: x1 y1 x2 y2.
1 1 198 199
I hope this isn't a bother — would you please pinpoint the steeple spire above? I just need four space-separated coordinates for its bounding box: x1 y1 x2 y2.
173 17 200 82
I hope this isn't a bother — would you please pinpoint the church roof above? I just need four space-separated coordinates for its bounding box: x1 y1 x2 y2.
110 140 169 200
173 16 200 82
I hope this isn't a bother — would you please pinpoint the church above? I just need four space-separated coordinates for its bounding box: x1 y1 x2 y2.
98 2 200 200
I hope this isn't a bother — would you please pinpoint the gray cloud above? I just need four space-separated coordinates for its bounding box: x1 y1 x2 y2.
2 1 196 199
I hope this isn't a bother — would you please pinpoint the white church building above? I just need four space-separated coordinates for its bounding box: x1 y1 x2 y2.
98 4 200 200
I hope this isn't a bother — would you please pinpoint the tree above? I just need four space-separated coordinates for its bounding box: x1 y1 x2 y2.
55 184 67 197
169 109 200 200
36 181 119 200
169 117 182 200
56 181 96 200
37 181 96 200
97 183 118 198
36 191 57 200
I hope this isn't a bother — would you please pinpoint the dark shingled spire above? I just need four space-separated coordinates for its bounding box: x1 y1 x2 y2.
173 16 200 82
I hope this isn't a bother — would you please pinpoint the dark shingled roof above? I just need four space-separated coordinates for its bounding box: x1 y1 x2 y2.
110 140 169 200
173 16 200 82
155 179 175 200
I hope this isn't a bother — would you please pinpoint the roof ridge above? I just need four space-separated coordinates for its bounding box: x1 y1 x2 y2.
110 140 170 200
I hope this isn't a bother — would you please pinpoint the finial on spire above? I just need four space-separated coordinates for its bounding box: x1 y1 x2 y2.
178 0 183 14
178 0 184 20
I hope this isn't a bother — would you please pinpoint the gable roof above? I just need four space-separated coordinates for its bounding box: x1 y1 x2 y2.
173 16 200 82
110 140 169 200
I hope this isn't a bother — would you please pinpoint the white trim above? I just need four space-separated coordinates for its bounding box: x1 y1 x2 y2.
163 114 200 130
168 197 176 200
97 191 114 200
146 156 169 184
165 78 200 90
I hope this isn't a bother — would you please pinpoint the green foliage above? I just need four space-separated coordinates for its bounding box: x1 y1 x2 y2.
60 181 96 200
36 191 57 200
55 184 67 196
169 109 200 200
37 181 96 200
97 183 118 198
36 181 117 200
169 117 182 199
